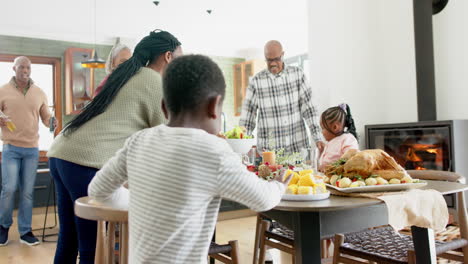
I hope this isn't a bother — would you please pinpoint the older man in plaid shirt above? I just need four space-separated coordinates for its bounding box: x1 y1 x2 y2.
240 40 324 154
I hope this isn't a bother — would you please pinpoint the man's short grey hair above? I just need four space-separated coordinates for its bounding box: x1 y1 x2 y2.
105 44 131 74
13 56 31 67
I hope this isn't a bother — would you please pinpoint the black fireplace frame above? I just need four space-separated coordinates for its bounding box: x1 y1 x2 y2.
365 120 468 209
365 120 454 171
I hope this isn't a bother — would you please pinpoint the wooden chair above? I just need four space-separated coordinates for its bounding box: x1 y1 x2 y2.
208 240 240 264
332 170 468 264
75 196 129 264
253 214 332 264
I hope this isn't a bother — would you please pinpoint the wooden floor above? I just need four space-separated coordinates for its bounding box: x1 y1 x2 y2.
0 208 58 264
0 209 294 264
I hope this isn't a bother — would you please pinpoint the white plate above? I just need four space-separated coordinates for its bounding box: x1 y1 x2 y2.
325 181 427 193
282 191 330 201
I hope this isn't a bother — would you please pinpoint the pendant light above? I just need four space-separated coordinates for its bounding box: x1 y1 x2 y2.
81 0 105 68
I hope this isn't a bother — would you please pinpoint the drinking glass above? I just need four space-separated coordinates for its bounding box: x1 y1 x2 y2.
0 110 16 132
301 147 318 169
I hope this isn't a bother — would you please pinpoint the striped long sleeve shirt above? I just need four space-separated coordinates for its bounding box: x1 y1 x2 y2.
88 125 286 264
239 65 322 153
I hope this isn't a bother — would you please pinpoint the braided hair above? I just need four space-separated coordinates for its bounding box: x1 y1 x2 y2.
321 103 358 140
63 30 181 135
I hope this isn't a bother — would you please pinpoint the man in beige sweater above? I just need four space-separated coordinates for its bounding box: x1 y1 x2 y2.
0 56 53 246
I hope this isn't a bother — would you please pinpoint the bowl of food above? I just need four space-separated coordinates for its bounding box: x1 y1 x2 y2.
226 138 256 154
222 126 256 154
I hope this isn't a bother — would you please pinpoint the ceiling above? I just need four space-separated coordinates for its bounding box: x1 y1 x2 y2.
1 0 308 58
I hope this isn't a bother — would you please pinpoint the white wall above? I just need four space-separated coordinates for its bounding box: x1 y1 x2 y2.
308 0 418 147
433 0 468 120
0 0 308 59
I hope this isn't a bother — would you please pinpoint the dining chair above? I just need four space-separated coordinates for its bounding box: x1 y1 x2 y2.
253 213 332 264
332 170 468 264
208 240 240 264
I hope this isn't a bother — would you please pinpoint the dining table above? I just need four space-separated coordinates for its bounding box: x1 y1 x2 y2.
261 180 468 264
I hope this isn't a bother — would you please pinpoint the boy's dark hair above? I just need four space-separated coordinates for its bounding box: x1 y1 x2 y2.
321 104 358 141
64 30 181 135
163 54 226 115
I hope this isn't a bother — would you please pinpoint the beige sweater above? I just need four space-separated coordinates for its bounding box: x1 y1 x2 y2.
47 68 166 169
0 78 51 148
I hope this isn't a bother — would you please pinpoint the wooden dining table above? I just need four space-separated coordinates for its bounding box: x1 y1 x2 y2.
261 180 468 264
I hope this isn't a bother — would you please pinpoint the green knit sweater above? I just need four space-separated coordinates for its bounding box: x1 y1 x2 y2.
48 68 165 169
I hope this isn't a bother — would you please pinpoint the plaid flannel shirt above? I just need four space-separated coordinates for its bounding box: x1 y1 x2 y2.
239 65 322 154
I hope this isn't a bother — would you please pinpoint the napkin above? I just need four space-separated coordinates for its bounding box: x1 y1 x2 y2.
329 188 449 231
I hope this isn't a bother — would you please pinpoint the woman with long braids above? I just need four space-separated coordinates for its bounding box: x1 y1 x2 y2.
47 30 182 264
318 103 359 172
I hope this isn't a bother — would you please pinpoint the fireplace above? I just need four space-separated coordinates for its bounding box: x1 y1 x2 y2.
366 120 468 175
366 122 451 171
366 120 468 208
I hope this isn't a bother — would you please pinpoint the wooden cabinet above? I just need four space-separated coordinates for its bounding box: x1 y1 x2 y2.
233 60 266 116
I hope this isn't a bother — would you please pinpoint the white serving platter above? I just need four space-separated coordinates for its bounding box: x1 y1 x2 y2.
282 191 330 201
325 181 427 193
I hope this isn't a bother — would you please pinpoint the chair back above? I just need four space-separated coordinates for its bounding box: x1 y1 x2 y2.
407 170 462 183
75 196 129 264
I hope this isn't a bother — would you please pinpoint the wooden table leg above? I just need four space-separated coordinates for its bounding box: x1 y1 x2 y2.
293 212 322 264
411 226 437 264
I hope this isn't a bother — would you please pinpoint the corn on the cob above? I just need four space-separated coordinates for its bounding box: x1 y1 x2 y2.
286 184 298 194
298 186 313 195
297 174 315 187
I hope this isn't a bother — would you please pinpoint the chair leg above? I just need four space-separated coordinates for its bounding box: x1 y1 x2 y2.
229 240 240 264
258 220 271 264
332 234 344 264
95 221 106 264
120 223 129 264
321 239 327 258
107 222 115 264
253 214 262 264
407 250 416 264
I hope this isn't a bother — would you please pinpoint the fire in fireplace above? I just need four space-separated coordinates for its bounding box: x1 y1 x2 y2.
365 121 451 171
404 143 444 171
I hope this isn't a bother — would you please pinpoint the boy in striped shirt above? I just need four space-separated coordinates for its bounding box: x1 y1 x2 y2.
88 54 291 263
